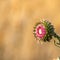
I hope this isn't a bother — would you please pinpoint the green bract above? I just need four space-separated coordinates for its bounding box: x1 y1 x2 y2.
42 20 54 42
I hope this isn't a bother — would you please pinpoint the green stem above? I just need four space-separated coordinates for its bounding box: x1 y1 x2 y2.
53 32 60 48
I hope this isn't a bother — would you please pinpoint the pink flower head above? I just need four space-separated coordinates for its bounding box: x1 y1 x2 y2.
36 24 46 39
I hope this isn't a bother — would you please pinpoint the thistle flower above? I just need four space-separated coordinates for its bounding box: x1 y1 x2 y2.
33 20 60 48
36 24 46 39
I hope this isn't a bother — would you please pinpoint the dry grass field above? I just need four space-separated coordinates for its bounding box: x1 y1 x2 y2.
0 0 60 60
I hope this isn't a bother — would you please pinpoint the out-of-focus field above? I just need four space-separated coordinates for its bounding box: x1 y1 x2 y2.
0 0 60 60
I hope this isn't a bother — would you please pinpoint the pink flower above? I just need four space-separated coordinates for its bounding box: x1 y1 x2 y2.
36 24 46 39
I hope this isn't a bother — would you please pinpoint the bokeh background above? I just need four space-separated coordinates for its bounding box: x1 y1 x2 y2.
0 0 60 60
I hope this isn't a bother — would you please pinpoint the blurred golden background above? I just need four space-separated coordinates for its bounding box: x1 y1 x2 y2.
0 0 60 60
